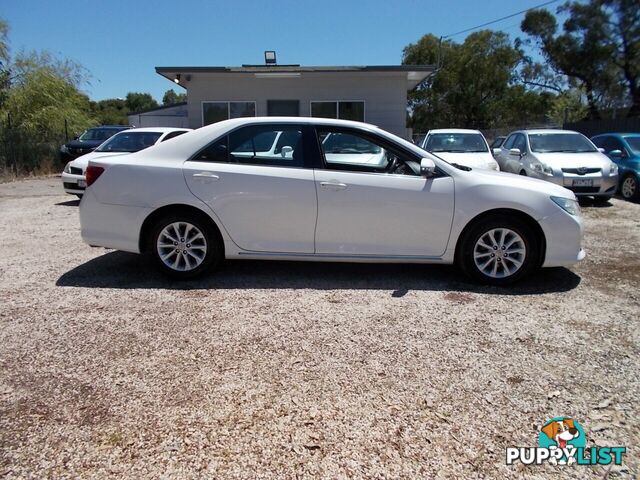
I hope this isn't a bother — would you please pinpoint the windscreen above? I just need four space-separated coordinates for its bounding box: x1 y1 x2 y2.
528 133 596 153
78 128 121 141
425 133 488 153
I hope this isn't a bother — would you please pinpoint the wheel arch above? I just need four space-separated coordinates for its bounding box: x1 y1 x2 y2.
454 208 546 267
139 203 225 255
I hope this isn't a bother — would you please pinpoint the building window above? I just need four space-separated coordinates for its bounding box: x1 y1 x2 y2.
202 101 256 125
311 101 365 122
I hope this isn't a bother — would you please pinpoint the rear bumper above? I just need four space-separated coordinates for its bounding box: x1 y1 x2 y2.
80 189 152 253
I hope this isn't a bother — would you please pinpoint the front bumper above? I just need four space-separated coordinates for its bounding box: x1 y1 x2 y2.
61 171 86 195
532 171 618 197
539 208 585 267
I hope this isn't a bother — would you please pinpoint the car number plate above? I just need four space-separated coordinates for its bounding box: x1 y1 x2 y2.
572 178 593 187
78 179 86 188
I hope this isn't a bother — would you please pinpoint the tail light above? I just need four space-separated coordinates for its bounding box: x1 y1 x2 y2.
85 165 105 187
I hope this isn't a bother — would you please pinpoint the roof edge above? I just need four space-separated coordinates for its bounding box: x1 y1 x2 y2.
127 102 187 116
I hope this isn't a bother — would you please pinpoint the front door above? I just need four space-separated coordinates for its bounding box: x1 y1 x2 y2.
183 124 316 253
313 128 455 257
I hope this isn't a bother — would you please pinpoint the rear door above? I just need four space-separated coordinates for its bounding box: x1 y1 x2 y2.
183 124 317 253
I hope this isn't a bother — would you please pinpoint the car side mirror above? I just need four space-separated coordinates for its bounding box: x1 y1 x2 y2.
609 149 624 158
598 147 605 153
73 135 79 140
281 146 293 158
420 158 436 177
493 148 501 155
509 148 521 156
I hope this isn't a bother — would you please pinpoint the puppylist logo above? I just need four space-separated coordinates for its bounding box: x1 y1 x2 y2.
506 417 626 466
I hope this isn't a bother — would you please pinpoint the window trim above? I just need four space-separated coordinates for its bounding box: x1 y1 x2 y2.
309 100 366 122
201 100 257 126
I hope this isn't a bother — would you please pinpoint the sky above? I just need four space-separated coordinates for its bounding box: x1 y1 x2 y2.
1 0 561 101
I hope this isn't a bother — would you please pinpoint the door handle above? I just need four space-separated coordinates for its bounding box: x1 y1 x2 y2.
192 172 219 181
320 181 347 190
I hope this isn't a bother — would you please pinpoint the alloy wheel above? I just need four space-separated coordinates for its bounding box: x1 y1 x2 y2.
156 222 207 272
621 176 637 199
473 228 526 279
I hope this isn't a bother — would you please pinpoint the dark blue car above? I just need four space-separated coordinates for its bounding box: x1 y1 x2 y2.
60 125 130 163
592 133 640 201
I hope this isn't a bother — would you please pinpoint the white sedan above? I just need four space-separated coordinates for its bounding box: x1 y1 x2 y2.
420 129 500 171
79 117 585 285
61 127 191 196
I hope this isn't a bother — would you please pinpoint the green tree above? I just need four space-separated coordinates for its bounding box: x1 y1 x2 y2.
521 0 638 118
90 98 128 125
403 31 551 131
125 92 158 113
162 88 186 106
0 19 10 109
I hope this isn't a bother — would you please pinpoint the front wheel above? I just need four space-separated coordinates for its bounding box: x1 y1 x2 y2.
620 174 639 200
458 217 539 286
149 213 222 279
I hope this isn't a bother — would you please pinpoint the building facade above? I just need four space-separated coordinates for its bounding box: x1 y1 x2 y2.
155 65 433 139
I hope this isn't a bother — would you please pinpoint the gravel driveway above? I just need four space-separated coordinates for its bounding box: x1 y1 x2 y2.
0 177 638 479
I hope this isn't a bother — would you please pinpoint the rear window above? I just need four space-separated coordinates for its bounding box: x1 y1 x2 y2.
96 132 162 152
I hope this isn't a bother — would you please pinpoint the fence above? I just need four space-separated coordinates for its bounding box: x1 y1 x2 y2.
564 117 640 137
0 114 69 177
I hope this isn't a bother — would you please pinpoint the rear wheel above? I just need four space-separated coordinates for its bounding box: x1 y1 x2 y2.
149 213 222 279
620 174 639 200
458 216 539 285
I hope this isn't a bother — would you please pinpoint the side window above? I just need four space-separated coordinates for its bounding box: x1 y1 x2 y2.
161 131 187 142
193 136 228 162
513 134 527 152
502 134 516 150
228 125 304 167
317 128 420 176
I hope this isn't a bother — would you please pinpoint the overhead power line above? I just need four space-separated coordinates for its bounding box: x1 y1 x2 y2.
441 0 562 39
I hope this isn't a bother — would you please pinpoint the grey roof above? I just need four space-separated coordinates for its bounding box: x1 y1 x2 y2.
127 102 187 116
156 65 434 90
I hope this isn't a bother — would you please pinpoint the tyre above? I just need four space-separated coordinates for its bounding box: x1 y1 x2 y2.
594 195 613 204
457 216 539 286
620 174 639 201
519 170 527 176
149 212 222 279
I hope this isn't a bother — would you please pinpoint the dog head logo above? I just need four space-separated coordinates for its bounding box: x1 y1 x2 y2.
539 417 586 450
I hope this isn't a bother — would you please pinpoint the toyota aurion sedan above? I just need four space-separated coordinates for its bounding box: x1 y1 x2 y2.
494 129 618 202
62 127 190 196
420 129 500 171
80 117 585 285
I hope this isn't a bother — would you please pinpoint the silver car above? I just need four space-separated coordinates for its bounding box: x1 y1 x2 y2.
494 129 619 201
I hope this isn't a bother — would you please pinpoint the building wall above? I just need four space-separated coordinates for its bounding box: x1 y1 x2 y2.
184 72 410 138
128 104 189 128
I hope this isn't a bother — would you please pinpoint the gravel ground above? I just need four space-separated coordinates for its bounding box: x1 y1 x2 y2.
0 177 638 479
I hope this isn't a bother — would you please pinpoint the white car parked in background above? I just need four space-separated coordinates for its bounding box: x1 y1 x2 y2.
79 117 585 285
61 127 191 196
494 129 619 202
420 129 499 171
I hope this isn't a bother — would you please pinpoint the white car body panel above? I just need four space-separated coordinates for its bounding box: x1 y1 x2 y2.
79 117 584 271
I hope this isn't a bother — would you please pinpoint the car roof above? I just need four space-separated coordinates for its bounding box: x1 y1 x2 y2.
517 129 581 135
428 128 483 134
592 132 640 138
117 127 192 134
90 125 131 129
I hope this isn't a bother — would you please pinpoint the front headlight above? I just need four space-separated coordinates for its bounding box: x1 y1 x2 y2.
551 196 580 216
609 163 618 175
63 161 71 173
533 163 554 175
60 145 69 154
